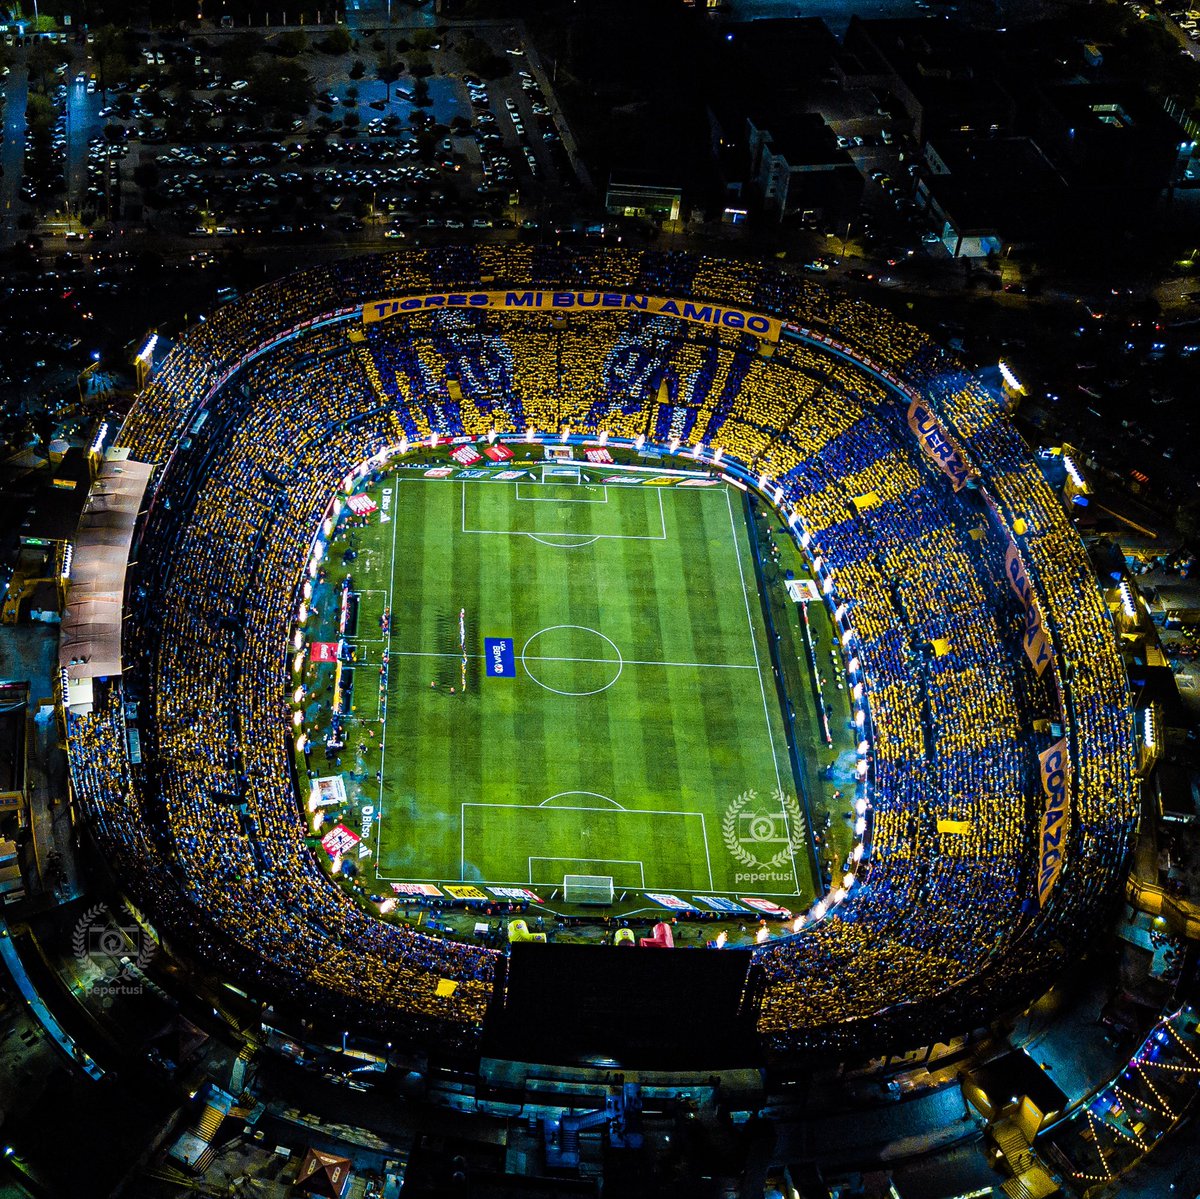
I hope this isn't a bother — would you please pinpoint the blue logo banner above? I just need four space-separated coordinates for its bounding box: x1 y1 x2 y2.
484 638 515 678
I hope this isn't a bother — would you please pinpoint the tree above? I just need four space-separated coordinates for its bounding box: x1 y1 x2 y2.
248 59 314 114
376 54 401 102
459 34 509 80
218 33 263 78
1177 500 1200 548
25 92 55 134
26 39 67 90
168 57 200 91
318 27 353 55
414 128 436 163
133 162 160 191
276 30 308 58
93 25 136 94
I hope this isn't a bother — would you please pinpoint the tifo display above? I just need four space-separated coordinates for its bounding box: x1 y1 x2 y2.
62 246 1136 1063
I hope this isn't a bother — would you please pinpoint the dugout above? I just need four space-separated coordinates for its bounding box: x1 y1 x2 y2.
484 942 761 1069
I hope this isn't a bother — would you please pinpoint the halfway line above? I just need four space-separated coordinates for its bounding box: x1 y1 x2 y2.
384 649 758 671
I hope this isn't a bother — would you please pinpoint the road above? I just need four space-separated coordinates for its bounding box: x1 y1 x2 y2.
1 59 28 247
64 72 104 213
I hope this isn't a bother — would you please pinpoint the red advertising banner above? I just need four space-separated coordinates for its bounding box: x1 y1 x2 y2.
484 444 515 462
390 882 443 897
345 494 378 516
321 824 360 858
740 896 792 916
584 448 614 464
310 642 339 663
451 445 484 466
487 886 544 903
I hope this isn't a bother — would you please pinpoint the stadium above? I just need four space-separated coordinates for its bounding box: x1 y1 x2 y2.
61 245 1138 1071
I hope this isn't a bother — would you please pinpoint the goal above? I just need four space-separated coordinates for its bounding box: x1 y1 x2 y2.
539 462 582 484
563 874 615 906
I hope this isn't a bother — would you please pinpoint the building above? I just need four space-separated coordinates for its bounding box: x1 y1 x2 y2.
604 171 683 221
915 134 1066 257
747 113 862 220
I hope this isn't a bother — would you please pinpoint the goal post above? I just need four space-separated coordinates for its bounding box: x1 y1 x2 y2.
539 462 582 484
563 874 615 906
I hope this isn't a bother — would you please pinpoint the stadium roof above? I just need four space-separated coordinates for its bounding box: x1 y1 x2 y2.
59 452 153 711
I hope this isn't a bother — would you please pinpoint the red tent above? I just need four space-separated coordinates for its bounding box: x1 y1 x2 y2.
639 921 675 948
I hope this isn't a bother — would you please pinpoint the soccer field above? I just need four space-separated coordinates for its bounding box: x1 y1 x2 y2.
340 467 813 902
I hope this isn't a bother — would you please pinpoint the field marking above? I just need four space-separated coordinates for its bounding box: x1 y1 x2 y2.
724 487 800 895
526 534 600 548
463 801 707 816
539 790 624 809
372 478 779 894
521 625 624 696
515 481 609 504
461 481 667 543
461 802 714 890
373 474 402 878
348 588 389 645
528 856 646 888
382 649 758 671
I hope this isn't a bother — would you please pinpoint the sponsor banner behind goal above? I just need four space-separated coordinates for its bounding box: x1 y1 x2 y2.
445 884 488 901
692 895 751 914
390 882 443 898
488 886 544 903
740 896 792 916
646 892 697 912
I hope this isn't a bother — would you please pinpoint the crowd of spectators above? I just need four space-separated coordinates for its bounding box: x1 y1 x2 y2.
59 246 1136 1059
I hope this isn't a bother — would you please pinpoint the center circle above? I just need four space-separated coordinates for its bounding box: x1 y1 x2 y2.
520 626 624 696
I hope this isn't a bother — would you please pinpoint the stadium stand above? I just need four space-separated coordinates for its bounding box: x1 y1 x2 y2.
63 248 1137 1060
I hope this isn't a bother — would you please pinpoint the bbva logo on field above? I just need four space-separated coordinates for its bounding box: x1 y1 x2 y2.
484 637 516 677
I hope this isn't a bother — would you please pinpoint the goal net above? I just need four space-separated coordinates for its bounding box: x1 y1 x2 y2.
563 874 615 906
540 462 581 484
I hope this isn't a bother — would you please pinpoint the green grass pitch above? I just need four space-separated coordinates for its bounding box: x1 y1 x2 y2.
342 470 813 901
